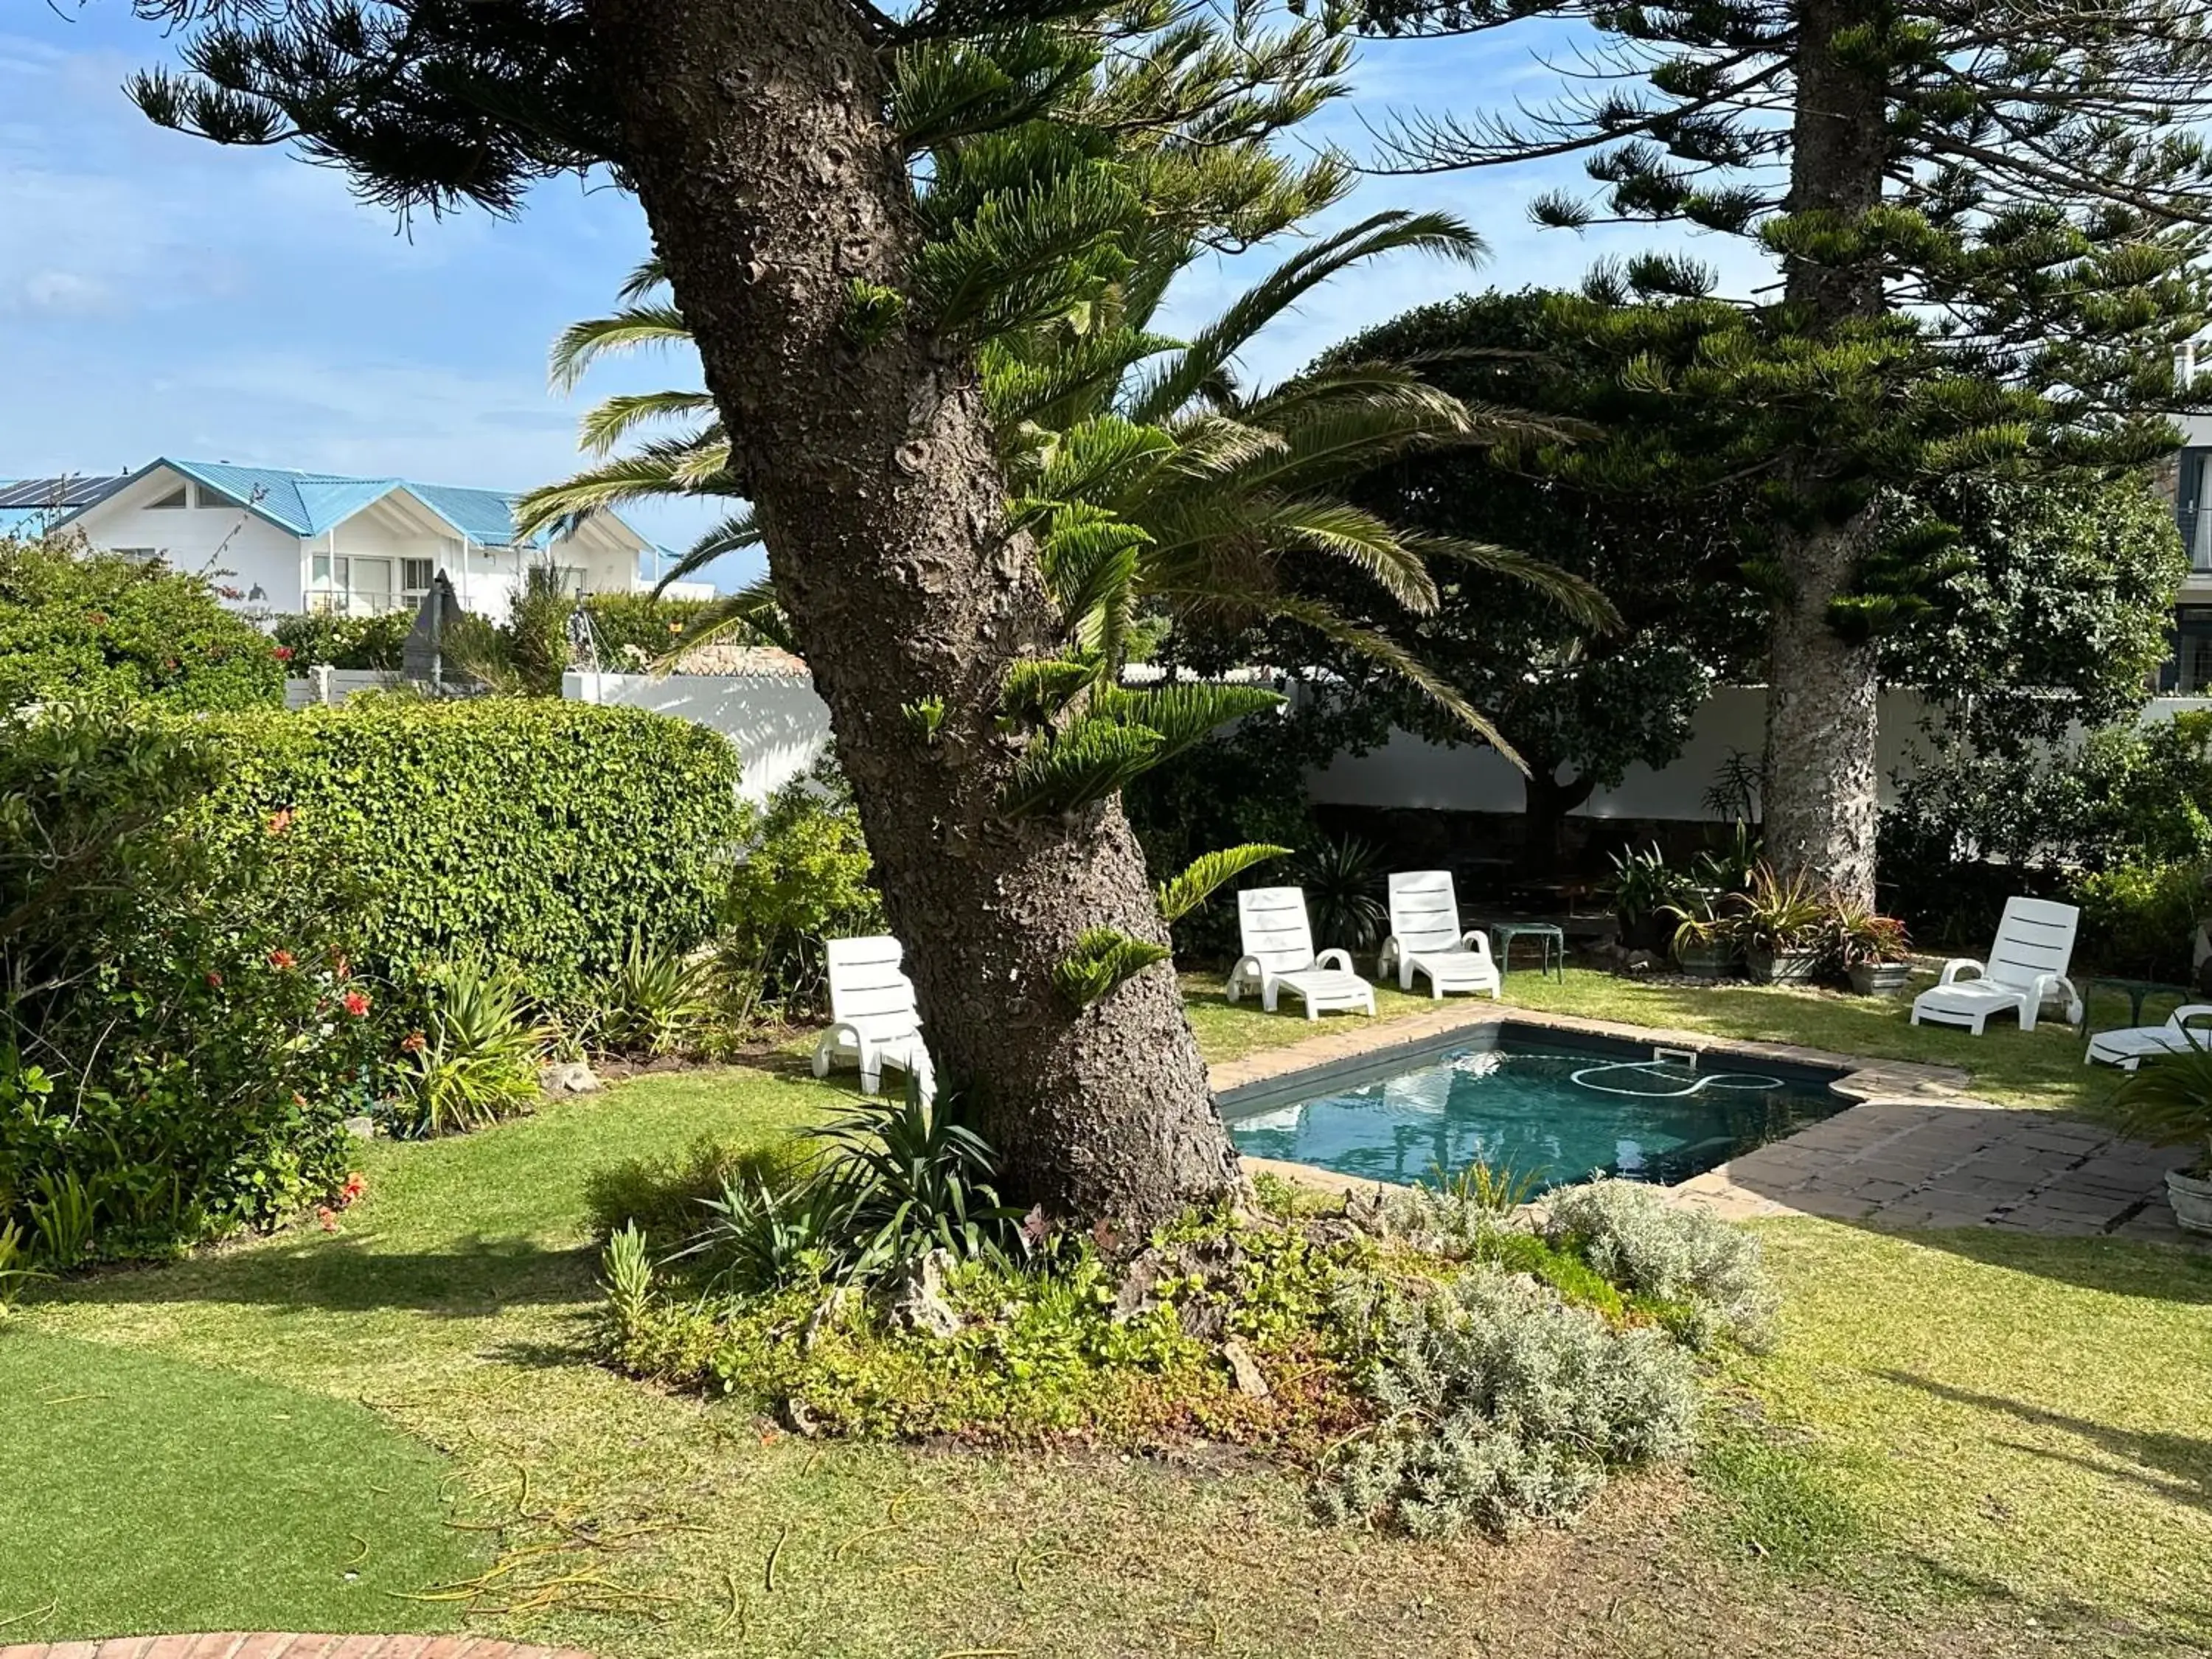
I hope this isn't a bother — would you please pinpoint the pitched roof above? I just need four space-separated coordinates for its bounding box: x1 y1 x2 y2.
58 459 639 550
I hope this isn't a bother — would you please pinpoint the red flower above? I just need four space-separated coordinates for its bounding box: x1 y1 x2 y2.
204 970 223 988
341 990 372 1018
268 948 297 970
316 1205 339 1232
265 808 293 835
340 1172 367 1206
400 1030 426 1054
273 645 294 662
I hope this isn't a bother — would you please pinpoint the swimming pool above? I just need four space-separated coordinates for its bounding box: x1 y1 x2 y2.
1221 1026 1848 1193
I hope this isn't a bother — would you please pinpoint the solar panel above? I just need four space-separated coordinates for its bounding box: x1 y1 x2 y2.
0 476 126 510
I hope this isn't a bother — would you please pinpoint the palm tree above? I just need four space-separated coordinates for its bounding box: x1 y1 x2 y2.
518 212 1607 742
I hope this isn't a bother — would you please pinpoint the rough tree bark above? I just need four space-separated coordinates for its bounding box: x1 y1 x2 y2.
1763 0 1891 908
1519 762 1596 877
581 0 1240 1222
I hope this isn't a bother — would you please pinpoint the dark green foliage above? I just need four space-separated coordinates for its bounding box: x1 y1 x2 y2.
181 699 740 1000
0 706 376 1264
0 538 285 712
577 592 720 668
386 960 548 1138
269 610 414 674
720 760 887 1023
443 563 574 696
2072 863 2210 983
2099 1043 2212 1172
1291 832 1388 953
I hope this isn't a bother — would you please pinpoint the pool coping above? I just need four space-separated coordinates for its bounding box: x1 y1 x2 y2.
1205 1000 1976 1202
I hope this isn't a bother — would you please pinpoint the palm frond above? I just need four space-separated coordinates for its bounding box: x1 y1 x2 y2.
549 304 694 391
513 440 734 543
654 508 763 595
580 391 723 456
1251 497 1441 613
644 576 796 672
616 258 669 304
1411 534 1619 632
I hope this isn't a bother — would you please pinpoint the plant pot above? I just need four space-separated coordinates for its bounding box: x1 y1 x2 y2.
1848 961 1912 996
1747 947 1822 984
2166 1168 2212 1235
1672 942 1735 978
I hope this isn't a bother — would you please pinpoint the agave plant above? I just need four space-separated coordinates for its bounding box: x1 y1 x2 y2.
1293 833 1390 954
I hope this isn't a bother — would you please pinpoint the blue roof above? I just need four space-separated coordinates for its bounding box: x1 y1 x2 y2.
59 458 627 549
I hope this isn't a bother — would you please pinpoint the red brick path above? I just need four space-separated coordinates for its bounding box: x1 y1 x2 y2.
0 1639 593 1659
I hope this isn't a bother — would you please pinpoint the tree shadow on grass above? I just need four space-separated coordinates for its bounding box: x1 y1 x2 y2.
1882 1371 2212 1512
55 1231 594 1318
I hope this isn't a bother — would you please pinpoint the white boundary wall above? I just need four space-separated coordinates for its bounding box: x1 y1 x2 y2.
564 669 833 803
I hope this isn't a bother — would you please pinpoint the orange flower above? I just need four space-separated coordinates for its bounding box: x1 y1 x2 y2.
268 948 297 970
265 808 293 835
341 990 371 1018
400 1030 426 1054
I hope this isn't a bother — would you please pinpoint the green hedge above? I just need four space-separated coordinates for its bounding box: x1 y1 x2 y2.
0 537 285 712
268 611 414 673
185 699 742 998
582 593 720 665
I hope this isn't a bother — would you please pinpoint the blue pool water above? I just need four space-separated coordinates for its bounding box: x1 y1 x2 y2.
1226 1048 1845 1192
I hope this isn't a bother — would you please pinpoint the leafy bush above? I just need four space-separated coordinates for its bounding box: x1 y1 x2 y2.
1541 1179 1778 1352
2072 861 2208 981
178 698 740 1001
269 610 414 674
387 960 547 1137
0 537 285 712
0 705 378 1264
720 759 886 1022
1316 1267 1700 1537
580 593 719 667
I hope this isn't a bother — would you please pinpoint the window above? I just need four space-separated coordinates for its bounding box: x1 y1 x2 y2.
2173 608 2212 695
194 484 237 510
112 547 161 565
401 558 436 602
147 485 188 509
307 554 397 617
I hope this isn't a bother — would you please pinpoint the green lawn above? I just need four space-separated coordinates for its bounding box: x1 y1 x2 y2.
1187 964 2138 1113
10 1033 2209 1655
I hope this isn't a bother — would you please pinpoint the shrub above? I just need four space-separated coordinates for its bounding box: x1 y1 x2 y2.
269 610 414 674
1316 1267 1700 1537
2071 861 2209 981
0 705 377 1263
178 698 740 1001
1540 1179 1778 1352
720 759 886 1022
0 537 285 712
580 593 720 667
386 960 548 1137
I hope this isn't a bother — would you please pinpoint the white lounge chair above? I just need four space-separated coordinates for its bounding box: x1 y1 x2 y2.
1910 897 2084 1035
1227 886 1377 1020
812 936 936 1098
1377 869 1501 1001
2086 1004 2212 1070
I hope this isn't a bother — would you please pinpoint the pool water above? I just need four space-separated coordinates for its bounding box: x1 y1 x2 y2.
1227 1048 1844 1193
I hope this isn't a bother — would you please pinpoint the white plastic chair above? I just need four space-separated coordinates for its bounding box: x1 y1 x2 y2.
1910 897 2084 1035
812 936 936 1097
1377 870 1501 1001
1226 886 1376 1020
2085 1004 2212 1070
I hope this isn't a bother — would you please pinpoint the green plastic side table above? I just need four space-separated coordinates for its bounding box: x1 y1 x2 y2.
1487 921 1565 982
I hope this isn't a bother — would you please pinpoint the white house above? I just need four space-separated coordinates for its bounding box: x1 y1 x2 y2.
6 458 701 622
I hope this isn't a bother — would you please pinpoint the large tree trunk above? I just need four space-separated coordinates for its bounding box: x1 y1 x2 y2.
1765 0 1890 908
582 0 1239 1222
1761 526 1879 905
1520 762 1595 877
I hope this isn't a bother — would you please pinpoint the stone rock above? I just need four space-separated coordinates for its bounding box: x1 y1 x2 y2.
1220 1338 1270 1399
341 1115 376 1140
540 1060 602 1094
892 1248 962 1339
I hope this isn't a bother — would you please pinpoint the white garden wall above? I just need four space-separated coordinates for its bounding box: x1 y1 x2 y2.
563 669 833 802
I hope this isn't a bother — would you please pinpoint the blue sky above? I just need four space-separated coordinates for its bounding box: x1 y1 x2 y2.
0 8 1747 589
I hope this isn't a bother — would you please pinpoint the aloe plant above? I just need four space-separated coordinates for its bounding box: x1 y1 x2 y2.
2103 1046 2212 1177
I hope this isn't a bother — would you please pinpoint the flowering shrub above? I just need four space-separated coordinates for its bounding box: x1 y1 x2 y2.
0 705 377 1264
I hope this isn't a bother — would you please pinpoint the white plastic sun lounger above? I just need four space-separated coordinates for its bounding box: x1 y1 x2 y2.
2085 1004 2212 1070
1377 869 1501 1001
1910 897 2084 1035
1227 886 1377 1020
812 935 936 1098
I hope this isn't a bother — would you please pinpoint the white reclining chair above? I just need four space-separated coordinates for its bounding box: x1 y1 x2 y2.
2086 1004 2212 1070
1910 897 2084 1036
812 936 936 1098
1377 869 1501 1001
1227 886 1377 1020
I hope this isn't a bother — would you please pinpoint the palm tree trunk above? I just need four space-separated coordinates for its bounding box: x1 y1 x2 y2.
582 0 1239 1224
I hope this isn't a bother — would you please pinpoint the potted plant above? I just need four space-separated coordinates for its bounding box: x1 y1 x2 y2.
2101 1045 2212 1234
1606 841 1692 953
1829 898 1912 995
1732 863 1828 984
1660 891 1739 978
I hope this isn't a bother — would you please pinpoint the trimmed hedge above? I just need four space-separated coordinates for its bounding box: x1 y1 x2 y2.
184 699 741 998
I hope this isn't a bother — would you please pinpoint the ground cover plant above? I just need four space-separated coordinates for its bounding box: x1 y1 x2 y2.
8 1062 2209 1659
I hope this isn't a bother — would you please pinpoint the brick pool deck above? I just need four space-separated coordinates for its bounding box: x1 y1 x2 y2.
0 1641 593 1659
1208 1000 2203 1245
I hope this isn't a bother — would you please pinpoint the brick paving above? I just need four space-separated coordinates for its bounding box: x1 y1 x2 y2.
0 1640 593 1659
1208 999 2205 1244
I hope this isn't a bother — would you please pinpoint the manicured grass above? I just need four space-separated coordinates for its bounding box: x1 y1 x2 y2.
1188 962 2138 1115
1716 1224 2212 1643
17 1057 2211 1656
0 1328 479 1638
